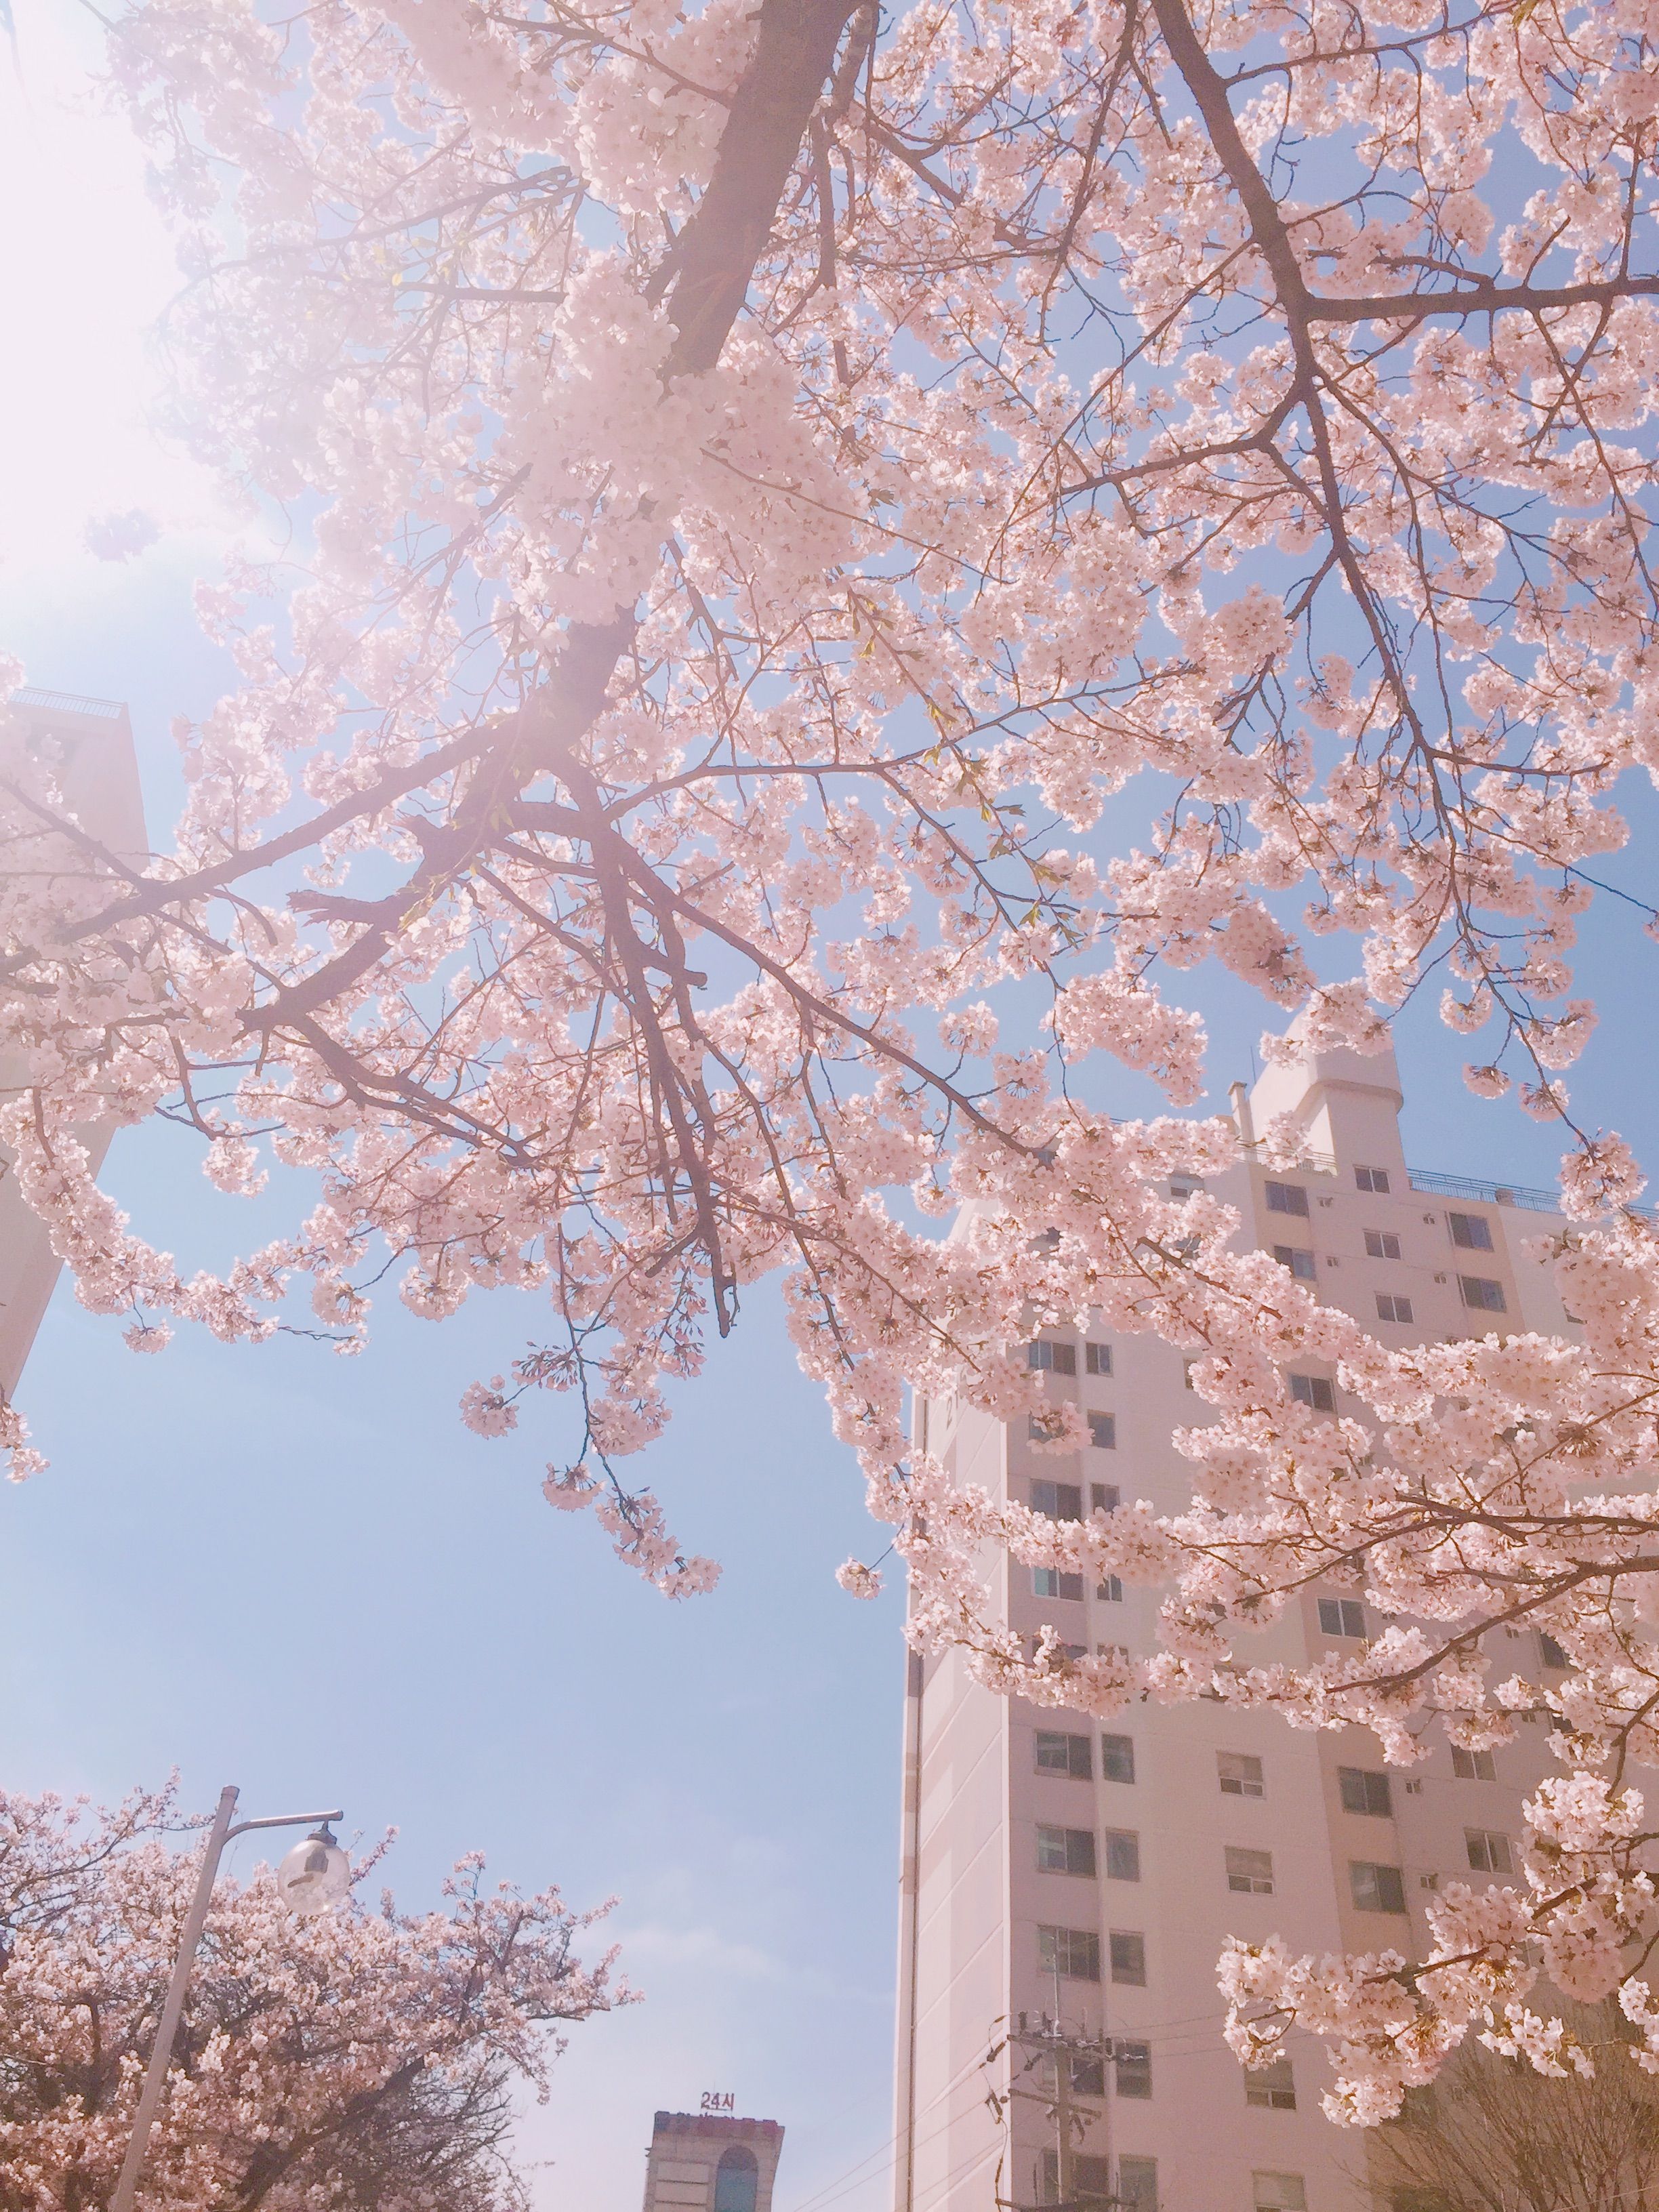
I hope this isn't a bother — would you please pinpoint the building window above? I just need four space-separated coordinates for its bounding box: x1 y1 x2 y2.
1448 1212 1494 1251
1102 1734 1136 1784
1365 1229 1402 1260
1040 2150 1112 2204
1038 1925 1100 1980
714 2148 759 2212
1319 1596 1366 1638
1085 1341 1113 1376
1092 1481 1120 1513
1118 2157 1158 2212
1115 2041 1152 2099
1253 2175 1307 2212
1032 1480 1083 1521
1067 2054 1107 2099
1227 1847 1275 1896
1265 1181 1309 1217
1460 1275 1507 1313
1376 1292 1414 1324
1290 1373 1335 1411
1109 1929 1147 1986
1036 1730 1092 1779
1218 1750 1265 1798
1274 1245 1317 1280
1355 1166 1391 1193
1029 1338 1077 1375
1339 1766 1393 1816
1038 1824 1097 1877
1540 1633 1570 1669
1466 1828 1513 1875
1099 1574 1124 1602
1104 1830 1141 1881
1033 1568 1085 1601
1350 1860 1408 1913
1086 1411 1117 1450
1452 1746 1496 1782
1246 2057 1297 2110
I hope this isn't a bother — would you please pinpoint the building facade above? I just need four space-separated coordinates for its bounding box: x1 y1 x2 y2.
0 689 146 1401
642 2110 785 2212
892 1026 1578 2212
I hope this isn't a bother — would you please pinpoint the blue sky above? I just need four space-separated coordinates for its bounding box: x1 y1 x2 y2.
4 5 1659 2207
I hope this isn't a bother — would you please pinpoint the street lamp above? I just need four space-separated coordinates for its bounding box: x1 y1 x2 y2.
109 1784 346 2212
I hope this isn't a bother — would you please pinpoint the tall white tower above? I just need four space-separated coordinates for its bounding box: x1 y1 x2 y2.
1 689 147 1399
892 1026 1576 2212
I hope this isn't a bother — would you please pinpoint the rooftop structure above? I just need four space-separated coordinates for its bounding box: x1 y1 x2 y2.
642 2110 785 2212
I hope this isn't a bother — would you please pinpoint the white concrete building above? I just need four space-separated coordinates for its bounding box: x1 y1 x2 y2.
1 689 146 1399
892 1027 1577 2212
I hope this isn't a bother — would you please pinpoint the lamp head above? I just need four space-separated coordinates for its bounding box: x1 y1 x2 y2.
276 1824 352 1916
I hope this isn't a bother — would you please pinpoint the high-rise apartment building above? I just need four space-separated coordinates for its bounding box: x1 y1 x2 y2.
0 689 146 1398
892 1024 1579 2212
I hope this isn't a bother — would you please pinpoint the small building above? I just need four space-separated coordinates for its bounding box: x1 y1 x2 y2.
642 2111 784 2212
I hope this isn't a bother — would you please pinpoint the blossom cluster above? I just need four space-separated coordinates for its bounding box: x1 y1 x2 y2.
0 0 1655 2120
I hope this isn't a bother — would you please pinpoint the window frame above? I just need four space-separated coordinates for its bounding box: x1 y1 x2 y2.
1252 2175 1307 2212
1226 1845 1275 1896
1338 1765 1393 1817
1460 1273 1507 1313
1035 1729 1093 1780
1101 1733 1136 1784
1319 1595 1366 1638
1465 1828 1513 1875
1355 1165 1391 1193
1103 1828 1141 1881
1376 1292 1415 1324
1087 1411 1117 1450
1365 1228 1402 1260
1218 1750 1265 1799
1265 1181 1310 1217
1451 1745 1496 1782
1037 1823 1098 1877
1245 2057 1297 2111
1037 1924 1101 1981
1113 2040 1153 2100
1029 1338 1078 1375
1031 1479 1083 1522
1109 1929 1147 1986
1290 1372 1336 1412
1350 1858 1408 1914
1033 1566 1085 1602
1084 1341 1113 1376
1273 1244 1317 1280
1448 1211 1494 1251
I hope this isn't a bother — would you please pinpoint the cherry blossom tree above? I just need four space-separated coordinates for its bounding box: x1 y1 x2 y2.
1 0 1658 2125
0 1780 623 2211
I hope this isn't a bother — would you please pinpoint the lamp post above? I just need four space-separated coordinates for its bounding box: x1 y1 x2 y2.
109 1784 348 2212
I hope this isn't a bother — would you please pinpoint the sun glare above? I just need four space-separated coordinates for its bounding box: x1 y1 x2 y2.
0 1 224 571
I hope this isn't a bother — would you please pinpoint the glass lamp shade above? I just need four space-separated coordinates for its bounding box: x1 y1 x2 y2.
276 1826 352 1915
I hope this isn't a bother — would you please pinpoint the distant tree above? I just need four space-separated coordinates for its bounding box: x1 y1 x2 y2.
1366 2003 1659 2212
0 1781 624 2211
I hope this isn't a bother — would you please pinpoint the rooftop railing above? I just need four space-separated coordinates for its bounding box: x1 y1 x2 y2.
1408 1167 1561 1214
8 688 127 720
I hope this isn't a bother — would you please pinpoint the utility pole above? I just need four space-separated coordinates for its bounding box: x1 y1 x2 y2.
992 2009 1112 2210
